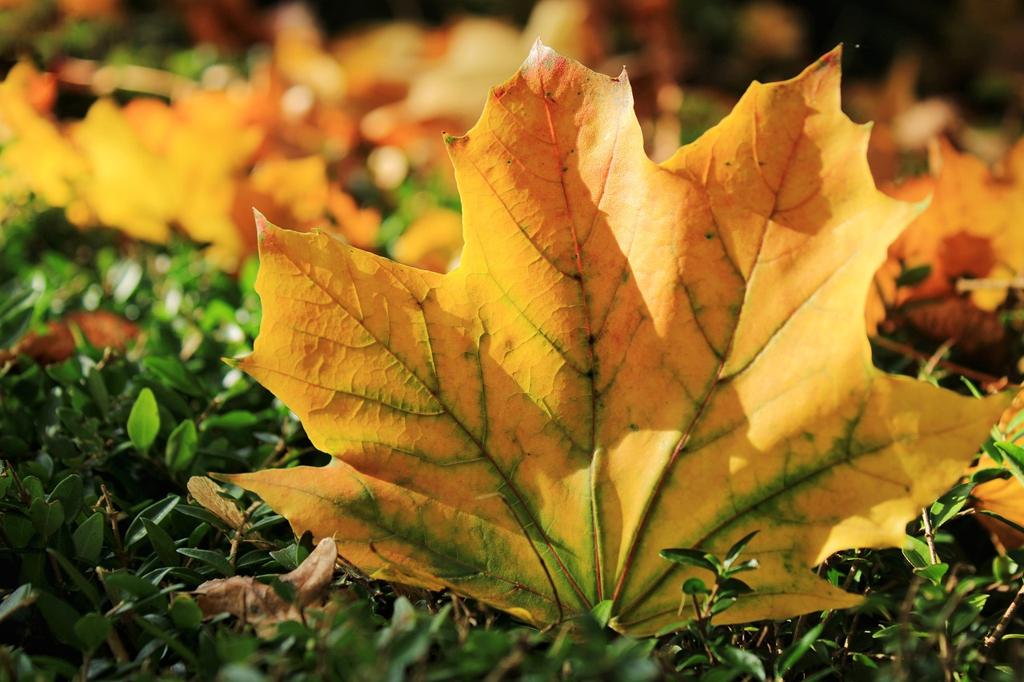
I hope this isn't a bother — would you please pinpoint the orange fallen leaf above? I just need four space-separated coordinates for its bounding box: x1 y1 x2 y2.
970 393 1024 551
869 138 1024 343
326 189 380 250
971 454 1024 552
390 208 463 273
0 310 139 365
223 46 1005 635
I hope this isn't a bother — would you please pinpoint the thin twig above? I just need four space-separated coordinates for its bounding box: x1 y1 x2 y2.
871 336 1005 387
922 338 956 378
982 581 1024 653
99 483 128 567
104 625 129 663
228 501 262 569
956 277 1024 293
894 577 922 681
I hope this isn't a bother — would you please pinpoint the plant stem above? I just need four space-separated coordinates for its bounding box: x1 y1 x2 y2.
871 336 1004 387
982 581 1024 653
922 508 939 564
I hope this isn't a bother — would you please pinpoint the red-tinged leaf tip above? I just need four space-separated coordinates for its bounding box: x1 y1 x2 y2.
817 44 843 69
253 208 269 242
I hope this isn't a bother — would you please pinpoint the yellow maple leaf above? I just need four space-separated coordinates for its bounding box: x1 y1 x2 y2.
248 155 330 227
69 99 178 243
0 62 86 208
0 78 264 268
223 45 1007 635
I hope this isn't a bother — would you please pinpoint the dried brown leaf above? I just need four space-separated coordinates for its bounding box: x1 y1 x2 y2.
194 537 338 633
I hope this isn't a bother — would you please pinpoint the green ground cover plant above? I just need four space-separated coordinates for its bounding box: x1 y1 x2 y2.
2 207 1024 680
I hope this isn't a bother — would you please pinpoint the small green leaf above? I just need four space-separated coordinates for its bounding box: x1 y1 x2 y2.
590 599 613 628
73 512 105 564
902 535 932 569
132 613 199 667
141 517 179 566
142 356 205 397
85 367 110 419
977 510 1024 536
30 498 64 540
35 591 82 647
215 632 259 664
47 549 102 608
776 622 824 677
178 548 234 576
202 410 261 431
716 645 766 681
971 467 1009 485
993 555 1017 582
103 570 159 601
717 577 753 597
125 495 180 548
659 548 717 573
269 543 309 571
682 577 709 595
165 419 198 474
127 387 160 453
47 474 83 521
913 562 949 585
995 441 1024 488
169 595 203 630
4 514 35 548
929 482 974 530
723 531 758 570
0 584 35 625
724 558 759 575
73 613 111 653
270 578 297 603
895 263 931 287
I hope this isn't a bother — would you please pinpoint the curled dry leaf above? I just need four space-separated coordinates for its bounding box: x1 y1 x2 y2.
0 310 139 365
194 537 338 634
901 299 1006 358
223 45 1005 635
